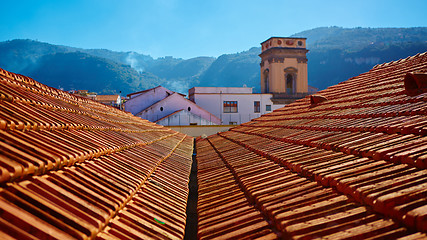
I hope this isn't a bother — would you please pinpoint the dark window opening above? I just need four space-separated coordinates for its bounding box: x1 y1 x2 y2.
223 101 238 113
188 107 191 111
286 74 294 94
266 105 271 111
264 70 269 93
254 101 260 113
160 107 164 111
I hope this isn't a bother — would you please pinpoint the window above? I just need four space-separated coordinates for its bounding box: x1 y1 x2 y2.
286 74 294 94
229 122 237 125
266 105 271 111
223 101 238 113
263 69 269 93
190 123 197 125
188 107 191 111
254 101 260 113
160 107 164 111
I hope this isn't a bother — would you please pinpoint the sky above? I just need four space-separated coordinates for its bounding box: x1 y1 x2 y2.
1 0 426 59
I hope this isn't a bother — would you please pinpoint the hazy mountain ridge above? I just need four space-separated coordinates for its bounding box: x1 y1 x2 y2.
294 27 427 89
0 39 212 94
30 52 148 94
1 27 426 95
200 27 427 91
198 47 261 91
292 26 427 52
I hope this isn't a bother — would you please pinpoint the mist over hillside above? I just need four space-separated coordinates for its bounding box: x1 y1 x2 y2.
1 27 426 95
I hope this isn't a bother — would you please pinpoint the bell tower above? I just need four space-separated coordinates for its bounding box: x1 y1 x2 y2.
260 37 308 95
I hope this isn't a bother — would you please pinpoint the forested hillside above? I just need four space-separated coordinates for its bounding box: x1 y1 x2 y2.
1 27 426 95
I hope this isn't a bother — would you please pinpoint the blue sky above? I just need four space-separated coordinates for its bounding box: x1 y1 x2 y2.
1 0 426 59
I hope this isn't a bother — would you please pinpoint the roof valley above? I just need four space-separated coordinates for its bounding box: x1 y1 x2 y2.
196 138 279 239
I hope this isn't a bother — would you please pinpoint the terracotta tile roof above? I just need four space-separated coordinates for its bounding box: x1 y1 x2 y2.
197 52 427 239
197 139 277 239
0 67 194 239
95 94 120 102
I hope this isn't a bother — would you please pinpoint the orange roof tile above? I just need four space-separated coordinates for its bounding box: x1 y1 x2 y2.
0 67 194 239
2 51 427 239
197 52 427 238
95 94 120 102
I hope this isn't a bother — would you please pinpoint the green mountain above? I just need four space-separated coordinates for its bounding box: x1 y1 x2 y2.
199 27 427 92
198 47 260 90
293 27 427 51
293 27 427 89
0 27 426 95
30 52 151 94
0 39 153 94
0 39 212 95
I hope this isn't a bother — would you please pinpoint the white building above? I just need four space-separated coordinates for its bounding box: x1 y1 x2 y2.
155 109 217 126
187 37 317 125
125 86 175 116
124 86 220 126
125 37 316 127
188 87 285 125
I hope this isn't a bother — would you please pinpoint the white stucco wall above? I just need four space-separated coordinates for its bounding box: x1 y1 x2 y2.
189 87 253 95
136 93 221 125
156 110 217 126
192 92 284 125
124 86 174 115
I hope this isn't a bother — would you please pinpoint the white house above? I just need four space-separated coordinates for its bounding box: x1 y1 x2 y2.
155 109 217 126
124 86 220 126
125 86 176 116
188 87 285 125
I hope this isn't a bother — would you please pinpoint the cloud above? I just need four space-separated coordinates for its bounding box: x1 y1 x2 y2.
125 52 144 73
166 78 189 95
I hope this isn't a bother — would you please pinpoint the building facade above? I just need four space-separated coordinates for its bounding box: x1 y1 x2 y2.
187 37 315 125
125 37 314 126
189 87 284 125
125 86 220 126
155 109 217 126
124 86 175 116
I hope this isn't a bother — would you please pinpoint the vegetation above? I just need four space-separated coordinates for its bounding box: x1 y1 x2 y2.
0 27 426 95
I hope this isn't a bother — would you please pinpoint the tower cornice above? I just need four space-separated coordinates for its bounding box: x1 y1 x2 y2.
259 47 309 58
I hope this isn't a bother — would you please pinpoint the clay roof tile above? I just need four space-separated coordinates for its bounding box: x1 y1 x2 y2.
0 67 194 239
197 51 427 238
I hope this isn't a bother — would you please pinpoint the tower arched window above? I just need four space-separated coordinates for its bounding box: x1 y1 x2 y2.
286 74 294 94
284 67 297 94
263 69 270 93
